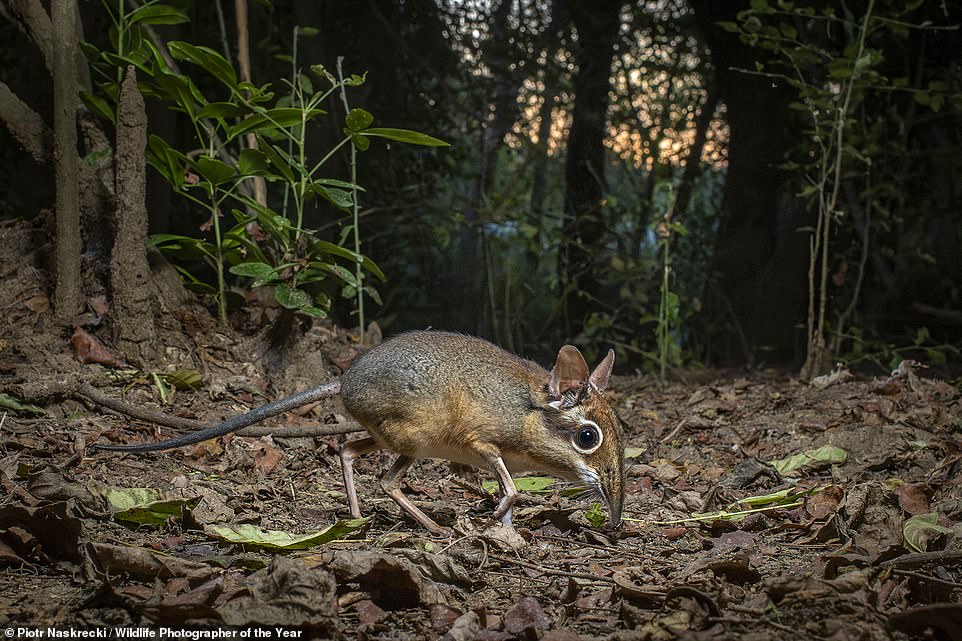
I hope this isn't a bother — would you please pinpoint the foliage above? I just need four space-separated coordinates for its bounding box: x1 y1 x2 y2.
841 326 960 372
81 1 446 325
655 207 686 385
723 0 962 376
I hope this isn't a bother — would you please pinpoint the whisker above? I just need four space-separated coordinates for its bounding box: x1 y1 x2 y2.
567 483 604 502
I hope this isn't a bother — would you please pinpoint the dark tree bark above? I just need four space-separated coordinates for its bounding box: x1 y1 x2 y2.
530 0 569 222
690 0 808 365
0 82 49 163
479 0 524 199
51 0 82 318
674 85 719 219
558 0 623 336
111 67 158 365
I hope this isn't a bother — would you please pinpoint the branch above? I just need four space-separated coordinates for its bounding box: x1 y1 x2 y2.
5 0 53 71
0 80 50 163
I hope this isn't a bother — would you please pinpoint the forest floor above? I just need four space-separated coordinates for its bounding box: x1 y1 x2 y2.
1 218 961 641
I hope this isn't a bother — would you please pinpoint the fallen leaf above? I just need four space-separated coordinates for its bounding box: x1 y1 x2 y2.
894 482 933 515
429 603 461 633
250 441 284 475
810 367 853 390
0 393 45 416
769 445 847 475
353 599 387 625
444 611 481 641
90 484 198 526
806 485 844 519
503 596 550 635
0 502 84 563
315 550 444 608
205 519 370 550
23 293 50 313
481 476 556 495
903 513 954 552
216 556 338 630
71 326 126 367
90 542 213 583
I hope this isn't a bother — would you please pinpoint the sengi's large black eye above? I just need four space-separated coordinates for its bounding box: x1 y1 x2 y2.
574 423 601 452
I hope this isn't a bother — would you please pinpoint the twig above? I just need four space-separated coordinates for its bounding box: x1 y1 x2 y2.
892 569 962 589
634 500 805 525
487 552 615 584
880 549 962 569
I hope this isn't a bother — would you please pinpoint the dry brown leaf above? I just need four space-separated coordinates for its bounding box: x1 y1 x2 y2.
71 326 126 367
23 293 49 313
503 596 550 635
895 482 933 515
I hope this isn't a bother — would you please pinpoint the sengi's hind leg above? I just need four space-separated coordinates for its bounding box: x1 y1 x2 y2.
339 437 381 518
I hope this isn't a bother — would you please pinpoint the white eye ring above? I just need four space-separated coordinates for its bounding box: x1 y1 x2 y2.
571 420 603 455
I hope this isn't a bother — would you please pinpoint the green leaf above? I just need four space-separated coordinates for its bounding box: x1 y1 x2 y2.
299 306 327 318
80 91 116 124
349 133 370 151
481 476 557 495
769 445 847 475
778 23 797 39
147 135 188 188
194 155 236 184
0 393 45 416
168 41 238 89
297 26 320 37
255 136 296 183
362 285 382 306
128 4 189 26
749 0 770 11
161 369 203 390
313 184 354 209
360 128 449 147
196 101 249 120
230 262 275 279
152 69 207 116
585 503 607 527
204 518 370 550
345 108 374 132
903 513 954 553
309 241 385 282
315 178 365 192
230 108 326 139
237 148 269 175
717 22 740 33
98 486 198 527
312 262 357 287
275 284 310 309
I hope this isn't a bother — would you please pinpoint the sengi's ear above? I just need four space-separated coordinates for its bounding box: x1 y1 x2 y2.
589 349 615 393
548 345 589 399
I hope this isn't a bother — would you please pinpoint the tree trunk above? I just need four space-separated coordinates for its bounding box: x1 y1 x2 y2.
51 0 82 318
558 0 622 336
530 0 568 222
674 85 719 219
690 0 808 365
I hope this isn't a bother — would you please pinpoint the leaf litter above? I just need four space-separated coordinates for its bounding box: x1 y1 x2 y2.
1 221 961 638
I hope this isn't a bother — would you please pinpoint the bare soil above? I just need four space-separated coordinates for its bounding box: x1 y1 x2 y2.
2 218 961 641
